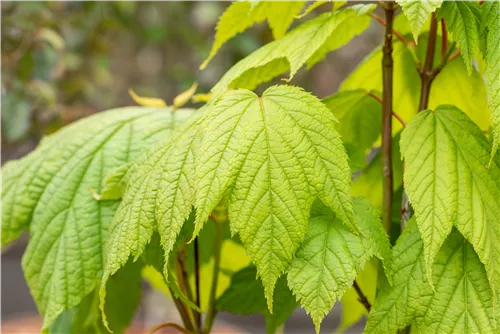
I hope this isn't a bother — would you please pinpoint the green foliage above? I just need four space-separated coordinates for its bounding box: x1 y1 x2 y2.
397 1 443 41
365 219 497 334
287 197 390 332
438 1 480 74
210 4 375 100
195 85 355 308
401 105 500 293
3 2 500 333
481 1 500 157
1 107 193 330
201 1 306 69
217 266 297 334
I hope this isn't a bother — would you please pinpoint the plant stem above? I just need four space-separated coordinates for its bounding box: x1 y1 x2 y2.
147 322 189 334
441 19 447 61
175 250 198 332
194 238 202 333
353 280 371 312
381 0 396 235
418 12 438 111
367 91 406 127
203 220 222 334
370 13 410 46
168 286 196 333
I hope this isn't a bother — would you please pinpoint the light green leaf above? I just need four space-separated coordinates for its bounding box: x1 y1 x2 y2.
365 219 497 334
322 89 382 169
195 85 354 309
200 1 306 69
99 110 204 316
288 197 390 332
342 34 491 132
217 266 297 334
210 4 375 100
397 1 443 42
438 1 480 74
340 42 420 131
338 260 378 333
400 105 500 295
1 106 193 330
351 133 403 211
482 1 500 157
429 56 490 131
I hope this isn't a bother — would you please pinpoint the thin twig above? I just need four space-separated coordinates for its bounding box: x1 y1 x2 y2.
353 280 371 312
418 12 438 111
147 322 189 334
441 19 447 61
367 91 406 127
370 13 410 46
203 220 222 334
168 286 196 333
381 1 396 235
194 238 202 332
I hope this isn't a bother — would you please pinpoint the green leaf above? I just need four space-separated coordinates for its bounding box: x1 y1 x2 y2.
400 105 500 294
210 4 375 100
397 1 443 42
1 106 193 330
287 197 390 332
322 89 382 169
342 34 491 131
365 219 497 334
429 56 491 131
1 93 32 142
217 266 297 334
340 42 420 131
200 1 306 69
438 1 480 74
99 110 203 313
351 133 403 211
195 85 354 309
338 260 378 333
482 1 500 157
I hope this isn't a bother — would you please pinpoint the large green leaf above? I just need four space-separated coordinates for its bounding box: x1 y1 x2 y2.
365 219 497 334
210 4 375 100
195 85 354 308
200 1 307 69
99 110 204 311
1 107 193 330
340 42 420 131
438 1 480 74
322 89 382 169
397 1 443 42
400 105 500 293
342 35 491 131
481 1 500 157
287 197 390 332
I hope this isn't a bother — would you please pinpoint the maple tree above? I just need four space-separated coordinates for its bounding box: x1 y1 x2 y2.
2 1 499 333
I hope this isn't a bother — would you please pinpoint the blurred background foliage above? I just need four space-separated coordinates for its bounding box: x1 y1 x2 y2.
1 1 380 162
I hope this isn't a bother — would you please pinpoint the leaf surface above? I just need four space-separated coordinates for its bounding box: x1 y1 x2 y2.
438 1 480 74
195 85 354 308
365 219 497 334
397 1 443 41
287 197 390 332
201 1 306 69
100 110 204 309
401 105 500 293
210 5 375 100
1 107 193 329
481 1 500 156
